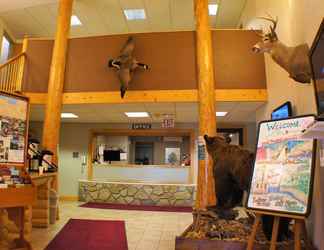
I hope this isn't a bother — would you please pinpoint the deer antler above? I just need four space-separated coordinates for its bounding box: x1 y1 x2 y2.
251 28 264 37
257 15 278 35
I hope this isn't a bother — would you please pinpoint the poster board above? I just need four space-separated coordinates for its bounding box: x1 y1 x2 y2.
247 115 316 217
0 91 29 166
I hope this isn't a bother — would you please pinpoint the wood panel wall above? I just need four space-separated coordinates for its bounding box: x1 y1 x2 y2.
23 30 266 93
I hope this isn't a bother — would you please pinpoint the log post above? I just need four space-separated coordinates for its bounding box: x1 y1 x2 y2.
194 0 217 209
42 0 73 165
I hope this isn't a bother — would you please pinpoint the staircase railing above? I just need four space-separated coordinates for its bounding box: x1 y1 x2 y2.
0 52 26 92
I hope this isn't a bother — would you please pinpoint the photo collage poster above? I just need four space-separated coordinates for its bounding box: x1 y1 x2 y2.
247 115 316 215
0 93 28 164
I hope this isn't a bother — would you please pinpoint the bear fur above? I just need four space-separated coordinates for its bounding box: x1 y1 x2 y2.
204 134 291 241
204 134 254 209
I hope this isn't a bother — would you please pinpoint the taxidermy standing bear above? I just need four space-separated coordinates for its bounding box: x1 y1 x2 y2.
108 36 149 98
204 135 291 241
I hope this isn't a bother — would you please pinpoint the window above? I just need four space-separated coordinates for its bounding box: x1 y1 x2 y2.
0 33 12 64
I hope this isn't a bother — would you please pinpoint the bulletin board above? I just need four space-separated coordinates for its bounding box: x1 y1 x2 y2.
0 91 29 165
247 115 317 217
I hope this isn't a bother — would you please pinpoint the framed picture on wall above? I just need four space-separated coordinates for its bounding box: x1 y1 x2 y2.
247 115 316 216
165 147 180 165
0 91 29 165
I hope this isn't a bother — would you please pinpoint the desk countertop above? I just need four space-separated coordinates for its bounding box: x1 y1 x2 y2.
30 172 57 180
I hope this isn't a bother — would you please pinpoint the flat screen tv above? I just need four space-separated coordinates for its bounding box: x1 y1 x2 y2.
271 101 292 120
310 18 324 118
103 150 120 162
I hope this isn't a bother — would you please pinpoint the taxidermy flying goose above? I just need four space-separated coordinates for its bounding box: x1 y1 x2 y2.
108 36 149 98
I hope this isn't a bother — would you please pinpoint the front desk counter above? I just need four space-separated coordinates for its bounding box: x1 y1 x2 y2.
30 172 57 228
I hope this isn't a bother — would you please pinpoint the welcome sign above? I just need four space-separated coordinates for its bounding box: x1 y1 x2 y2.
247 115 316 216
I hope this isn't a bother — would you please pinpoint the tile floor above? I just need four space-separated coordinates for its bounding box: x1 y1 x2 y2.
30 201 193 250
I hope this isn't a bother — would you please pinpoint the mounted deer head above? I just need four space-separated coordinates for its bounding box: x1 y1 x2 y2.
252 16 278 53
252 16 312 84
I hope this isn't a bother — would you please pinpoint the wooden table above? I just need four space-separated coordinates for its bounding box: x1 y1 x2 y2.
30 172 57 228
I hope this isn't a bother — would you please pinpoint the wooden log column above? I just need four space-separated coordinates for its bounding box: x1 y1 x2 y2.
42 0 73 167
194 0 217 209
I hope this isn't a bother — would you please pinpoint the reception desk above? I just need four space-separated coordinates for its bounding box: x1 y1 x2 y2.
79 180 196 207
92 163 191 184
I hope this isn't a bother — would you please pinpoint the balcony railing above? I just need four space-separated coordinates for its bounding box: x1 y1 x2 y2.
0 52 26 93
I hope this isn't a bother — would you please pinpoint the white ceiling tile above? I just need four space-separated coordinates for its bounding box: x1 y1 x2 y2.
0 0 58 13
171 0 194 30
216 0 246 28
0 0 248 39
119 0 144 9
72 0 109 37
93 0 129 35
25 4 57 37
0 9 47 38
144 0 171 32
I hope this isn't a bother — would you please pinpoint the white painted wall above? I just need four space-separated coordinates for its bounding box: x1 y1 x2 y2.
240 1 324 248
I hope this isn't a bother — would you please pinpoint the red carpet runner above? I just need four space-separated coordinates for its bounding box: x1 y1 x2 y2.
80 202 193 213
45 219 128 250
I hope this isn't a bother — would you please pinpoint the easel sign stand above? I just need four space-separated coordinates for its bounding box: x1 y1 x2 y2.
247 210 310 250
246 115 317 250
0 91 36 250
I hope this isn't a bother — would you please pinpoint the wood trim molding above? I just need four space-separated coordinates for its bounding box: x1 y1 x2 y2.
25 89 267 104
59 196 78 202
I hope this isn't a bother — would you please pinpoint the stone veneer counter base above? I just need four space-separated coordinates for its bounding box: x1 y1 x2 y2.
79 180 196 207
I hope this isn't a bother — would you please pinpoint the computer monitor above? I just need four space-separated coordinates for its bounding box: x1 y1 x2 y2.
310 18 324 117
103 150 120 162
271 101 292 120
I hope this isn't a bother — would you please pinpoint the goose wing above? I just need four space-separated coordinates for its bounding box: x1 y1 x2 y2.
120 36 135 57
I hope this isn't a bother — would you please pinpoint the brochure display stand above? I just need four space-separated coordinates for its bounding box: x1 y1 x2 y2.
0 91 36 250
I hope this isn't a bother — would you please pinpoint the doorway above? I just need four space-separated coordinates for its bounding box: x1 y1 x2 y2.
135 142 154 165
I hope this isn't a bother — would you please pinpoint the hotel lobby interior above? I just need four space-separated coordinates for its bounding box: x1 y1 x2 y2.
0 0 323 250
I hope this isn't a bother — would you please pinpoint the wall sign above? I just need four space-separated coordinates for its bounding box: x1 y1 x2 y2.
197 136 206 160
162 118 175 128
131 123 152 130
247 115 316 216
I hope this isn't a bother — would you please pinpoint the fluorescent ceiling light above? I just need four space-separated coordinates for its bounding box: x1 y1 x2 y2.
216 111 228 117
125 112 149 118
208 4 218 16
71 15 82 26
124 9 146 20
61 113 78 118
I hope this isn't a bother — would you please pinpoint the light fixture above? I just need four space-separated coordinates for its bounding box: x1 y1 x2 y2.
216 111 228 117
208 4 218 16
125 112 149 118
61 113 78 118
70 15 82 26
123 9 146 20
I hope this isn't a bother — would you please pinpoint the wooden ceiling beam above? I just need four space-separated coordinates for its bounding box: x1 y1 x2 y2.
24 89 267 105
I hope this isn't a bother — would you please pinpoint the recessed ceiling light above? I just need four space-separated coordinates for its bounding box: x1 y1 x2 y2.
208 4 218 16
216 111 228 117
124 9 146 20
125 112 149 118
71 15 82 26
61 113 78 118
